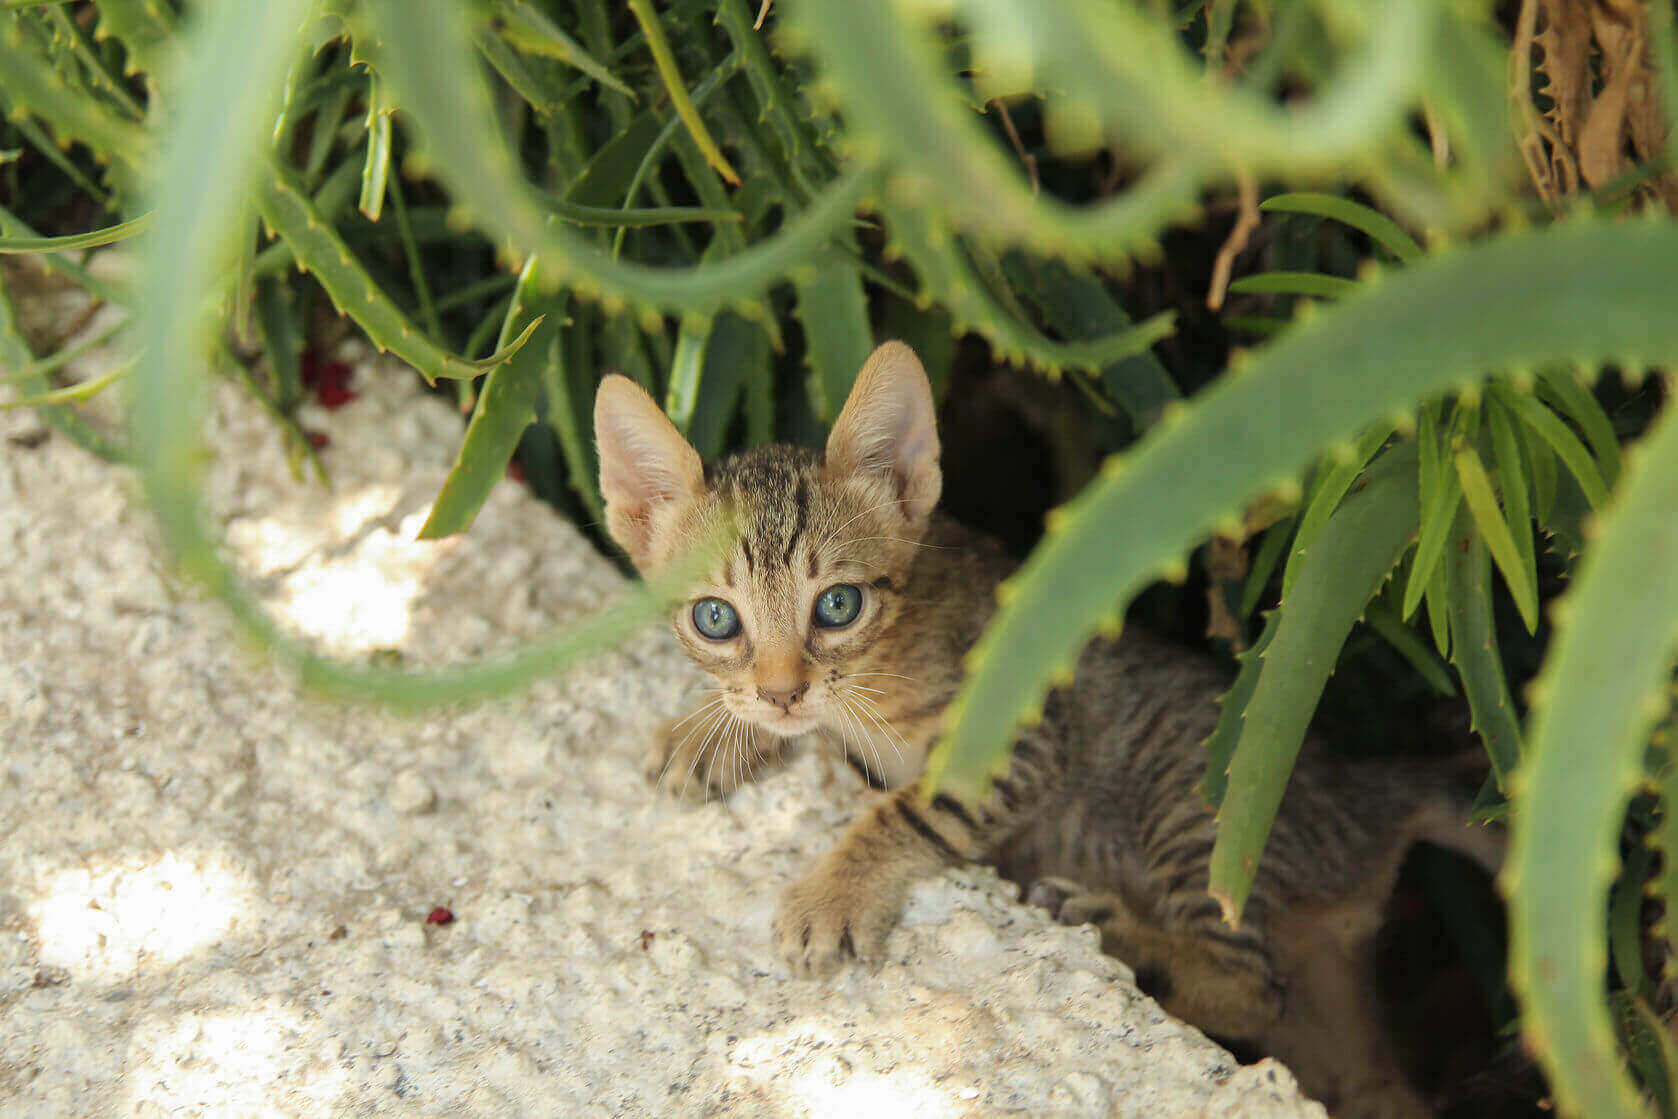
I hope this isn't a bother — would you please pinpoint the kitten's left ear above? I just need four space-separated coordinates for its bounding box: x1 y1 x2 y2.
826 341 941 526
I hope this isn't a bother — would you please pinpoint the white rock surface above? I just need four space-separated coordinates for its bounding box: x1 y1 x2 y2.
0 322 1327 1116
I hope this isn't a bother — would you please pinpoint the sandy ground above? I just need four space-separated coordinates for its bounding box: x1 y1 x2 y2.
0 292 1326 1116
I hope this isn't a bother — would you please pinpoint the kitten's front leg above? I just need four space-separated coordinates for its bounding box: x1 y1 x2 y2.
774 781 970 976
642 709 787 801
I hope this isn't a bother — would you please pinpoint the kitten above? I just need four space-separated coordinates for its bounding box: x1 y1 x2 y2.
594 342 1501 1118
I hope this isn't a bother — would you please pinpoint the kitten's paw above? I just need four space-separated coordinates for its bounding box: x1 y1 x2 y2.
773 866 899 979
1025 876 1092 921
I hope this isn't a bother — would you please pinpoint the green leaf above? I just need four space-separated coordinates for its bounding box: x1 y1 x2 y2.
1207 444 1419 924
794 236 873 424
417 259 558 539
663 313 713 435
1282 425 1392 600
1453 445 1539 633
1260 192 1423 263
491 0 636 101
1444 506 1523 788
1200 608 1282 808
0 211 151 252
1501 387 1612 510
1507 397 1678 1119
1363 598 1456 696
1404 435 1462 620
1002 254 1181 426
254 162 540 384
1227 271 1360 299
1538 365 1622 488
1486 391 1537 597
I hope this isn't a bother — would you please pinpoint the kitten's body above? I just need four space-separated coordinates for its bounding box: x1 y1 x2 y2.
596 344 1499 1118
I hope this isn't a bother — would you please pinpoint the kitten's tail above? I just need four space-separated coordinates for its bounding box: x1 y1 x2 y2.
1408 751 1506 875
1410 796 1507 875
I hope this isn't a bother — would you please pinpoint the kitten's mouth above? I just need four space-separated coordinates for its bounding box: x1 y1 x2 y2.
755 709 820 737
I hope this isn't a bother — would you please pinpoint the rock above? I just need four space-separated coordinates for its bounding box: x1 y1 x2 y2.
0 312 1326 1116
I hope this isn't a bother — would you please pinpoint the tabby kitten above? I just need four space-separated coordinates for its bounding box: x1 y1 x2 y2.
594 342 1500 1118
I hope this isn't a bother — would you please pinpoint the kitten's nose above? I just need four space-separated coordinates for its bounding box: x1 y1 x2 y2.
757 682 809 711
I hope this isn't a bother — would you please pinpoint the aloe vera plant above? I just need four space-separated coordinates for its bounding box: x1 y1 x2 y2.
2 2 1676 1114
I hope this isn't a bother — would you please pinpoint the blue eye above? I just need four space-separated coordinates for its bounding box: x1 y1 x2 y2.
691 597 740 640
813 584 863 628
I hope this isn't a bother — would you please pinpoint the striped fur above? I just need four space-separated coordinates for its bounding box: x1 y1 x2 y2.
597 343 1499 1117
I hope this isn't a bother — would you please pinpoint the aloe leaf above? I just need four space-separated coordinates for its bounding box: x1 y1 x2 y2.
1610 839 1655 998
715 0 827 196
687 313 765 461
795 238 873 423
1538 365 1623 487
1506 397 1678 1119
1454 445 1539 633
1502 386 1612 509
1518 392 1560 523
1423 541 1452 658
0 211 151 253
492 0 635 101
1259 192 1423 263
1282 424 1393 600
1485 392 1537 597
1403 455 1462 621
0 202 128 307
357 75 393 220
663 313 713 434
0 363 128 409
925 221 1678 808
537 298 604 524
1199 609 1282 808
417 259 558 540
253 274 303 414
364 0 869 317
1048 0 1437 171
253 163 538 384
1002 254 1181 425
788 0 1202 254
626 0 737 185
0 313 129 385
1363 598 1456 696
884 202 1177 375
0 33 147 168
0 269 126 460
1616 994 1678 1119
1227 272 1360 300
1207 444 1419 924
1444 505 1523 787
1239 517 1293 621
1225 314 1288 337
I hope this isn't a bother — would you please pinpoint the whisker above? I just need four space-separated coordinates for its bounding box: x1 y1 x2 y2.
677 705 729 800
842 671 921 684
659 702 727 790
850 691 910 764
668 697 727 732
834 692 879 782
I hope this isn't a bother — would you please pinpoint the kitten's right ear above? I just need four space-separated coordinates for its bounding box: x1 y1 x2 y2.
594 374 705 570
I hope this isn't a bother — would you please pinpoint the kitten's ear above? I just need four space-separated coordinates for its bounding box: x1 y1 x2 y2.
825 341 942 526
594 374 705 569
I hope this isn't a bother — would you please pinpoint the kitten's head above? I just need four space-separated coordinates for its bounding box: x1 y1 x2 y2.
594 341 940 738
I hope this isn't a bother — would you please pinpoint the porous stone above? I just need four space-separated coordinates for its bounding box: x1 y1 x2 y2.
0 311 1326 1116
